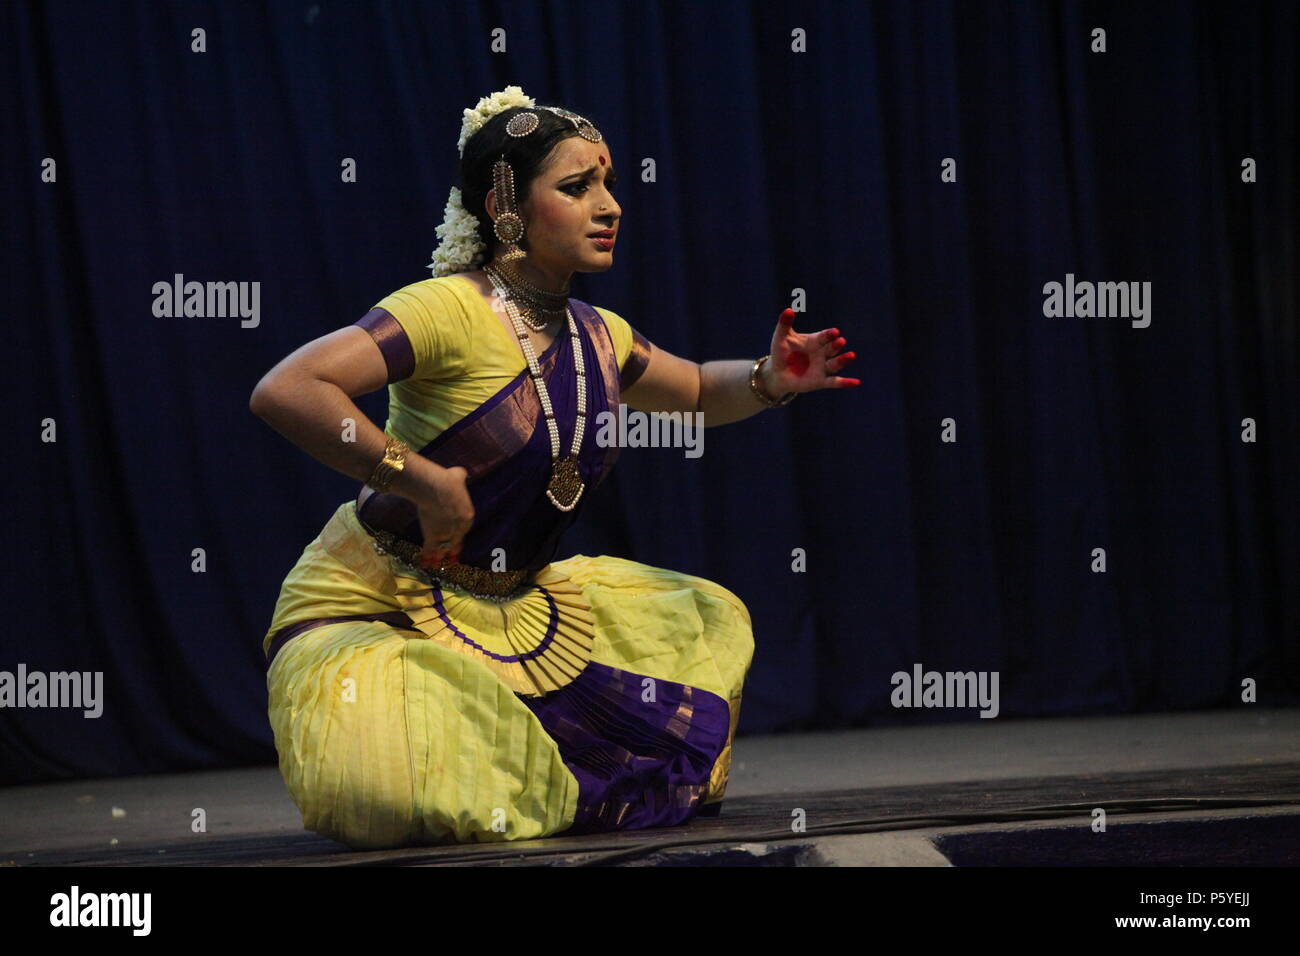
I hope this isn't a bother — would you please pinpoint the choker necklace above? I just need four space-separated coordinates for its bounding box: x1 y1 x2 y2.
484 261 568 332
483 268 587 511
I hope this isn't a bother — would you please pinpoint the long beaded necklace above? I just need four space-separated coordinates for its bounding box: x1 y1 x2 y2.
483 263 587 511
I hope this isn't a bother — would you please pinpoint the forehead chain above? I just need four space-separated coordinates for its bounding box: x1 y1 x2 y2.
504 106 602 143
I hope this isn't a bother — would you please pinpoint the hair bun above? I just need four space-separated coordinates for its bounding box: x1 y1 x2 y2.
457 85 536 158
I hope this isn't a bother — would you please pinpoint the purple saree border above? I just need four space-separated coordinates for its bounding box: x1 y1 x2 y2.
261 582 562 671
419 329 565 458
521 660 733 833
265 610 416 670
354 308 416 383
620 327 652 390
354 329 563 529
356 298 621 541
428 585 561 663
578 301 624 480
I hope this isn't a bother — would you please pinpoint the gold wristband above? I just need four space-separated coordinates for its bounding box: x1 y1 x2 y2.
367 437 410 492
749 355 796 407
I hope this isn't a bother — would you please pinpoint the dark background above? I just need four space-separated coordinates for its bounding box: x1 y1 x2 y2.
3 0 1297 784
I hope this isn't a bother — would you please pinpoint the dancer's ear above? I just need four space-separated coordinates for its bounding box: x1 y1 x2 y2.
485 188 528 228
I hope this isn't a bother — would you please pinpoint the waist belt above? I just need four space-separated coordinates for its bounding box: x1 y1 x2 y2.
357 511 535 601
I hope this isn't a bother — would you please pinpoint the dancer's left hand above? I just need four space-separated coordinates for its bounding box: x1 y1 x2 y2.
763 308 861 396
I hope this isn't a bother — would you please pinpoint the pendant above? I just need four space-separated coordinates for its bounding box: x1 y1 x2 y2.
545 455 585 511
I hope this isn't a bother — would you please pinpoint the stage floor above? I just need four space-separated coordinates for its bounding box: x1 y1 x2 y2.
4 707 1297 866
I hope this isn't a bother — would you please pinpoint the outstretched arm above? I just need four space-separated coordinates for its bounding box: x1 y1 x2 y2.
622 308 860 426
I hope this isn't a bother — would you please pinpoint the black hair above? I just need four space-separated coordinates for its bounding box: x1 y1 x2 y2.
458 105 606 259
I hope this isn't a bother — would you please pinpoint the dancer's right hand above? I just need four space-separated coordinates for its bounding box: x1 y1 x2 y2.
417 465 474 568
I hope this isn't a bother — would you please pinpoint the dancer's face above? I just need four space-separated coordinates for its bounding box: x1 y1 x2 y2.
495 136 621 275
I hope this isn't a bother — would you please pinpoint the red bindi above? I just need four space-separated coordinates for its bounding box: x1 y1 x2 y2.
598 155 606 165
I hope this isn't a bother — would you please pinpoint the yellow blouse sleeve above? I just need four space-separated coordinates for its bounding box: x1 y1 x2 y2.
595 305 653 390
361 279 473 383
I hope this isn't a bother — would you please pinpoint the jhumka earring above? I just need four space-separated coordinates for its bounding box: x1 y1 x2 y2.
491 156 528 264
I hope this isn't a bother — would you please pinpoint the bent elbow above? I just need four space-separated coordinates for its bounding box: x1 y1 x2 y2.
249 376 282 418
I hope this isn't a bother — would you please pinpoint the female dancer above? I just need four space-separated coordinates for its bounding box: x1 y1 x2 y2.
250 87 859 848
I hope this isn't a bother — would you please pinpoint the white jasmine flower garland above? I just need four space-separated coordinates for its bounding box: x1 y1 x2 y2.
428 85 537 277
427 187 487 277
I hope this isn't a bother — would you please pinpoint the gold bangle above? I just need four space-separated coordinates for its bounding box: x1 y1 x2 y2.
749 355 796 407
367 436 410 492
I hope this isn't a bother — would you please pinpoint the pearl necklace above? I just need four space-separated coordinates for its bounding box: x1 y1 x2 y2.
484 270 587 512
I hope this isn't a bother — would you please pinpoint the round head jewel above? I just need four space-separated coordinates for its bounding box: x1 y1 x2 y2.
504 106 601 143
499 105 600 143
541 106 603 142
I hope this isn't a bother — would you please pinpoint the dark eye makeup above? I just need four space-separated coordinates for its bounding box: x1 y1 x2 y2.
562 173 618 195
